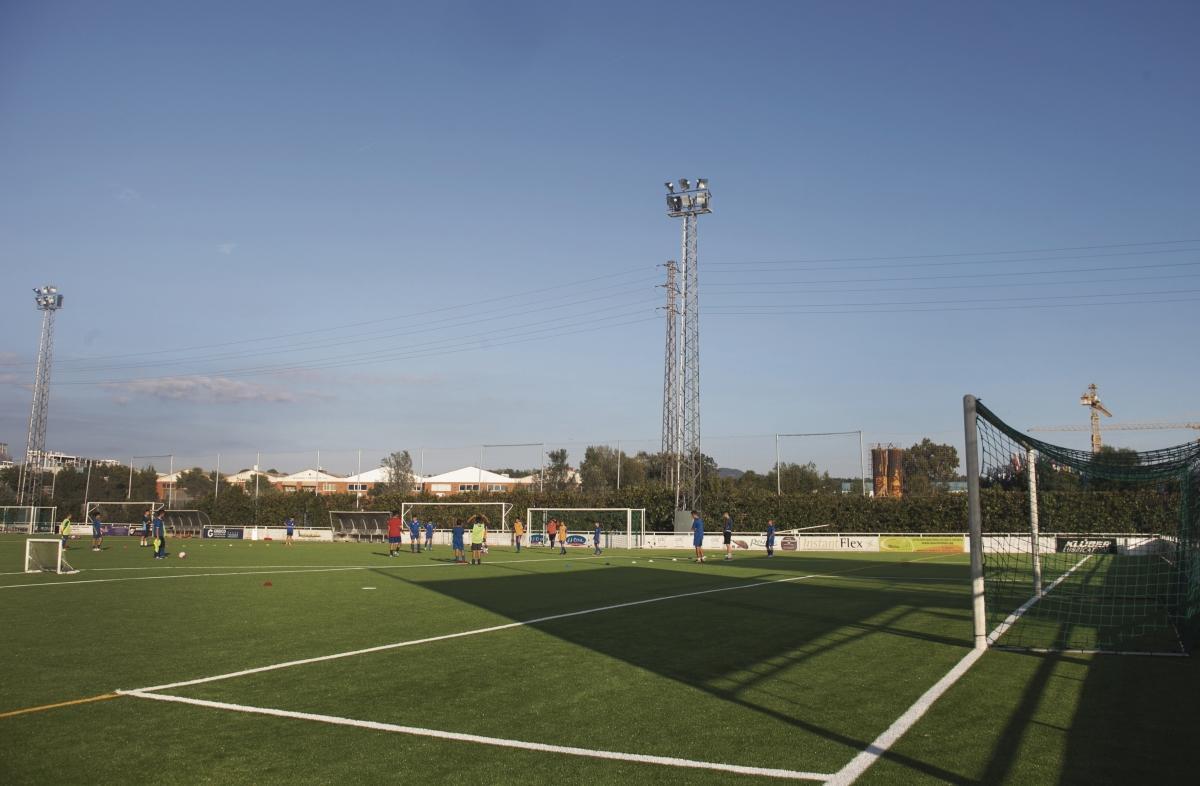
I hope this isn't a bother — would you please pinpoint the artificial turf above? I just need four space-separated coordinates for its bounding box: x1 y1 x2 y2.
0 534 1195 784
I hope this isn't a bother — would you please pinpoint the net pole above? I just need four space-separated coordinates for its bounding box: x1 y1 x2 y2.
1027 447 1043 596
964 394 988 650
626 508 632 547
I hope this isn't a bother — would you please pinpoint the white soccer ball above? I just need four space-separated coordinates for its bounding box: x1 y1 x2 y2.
178 551 187 559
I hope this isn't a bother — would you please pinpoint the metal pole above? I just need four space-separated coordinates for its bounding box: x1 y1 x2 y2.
540 443 545 493
83 463 93 511
127 458 134 500
479 446 484 489
215 453 220 499
616 440 622 490
964 395 988 650
420 447 425 479
254 451 261 526
168 455 174 508
356 449 362 510
1027 447 1042 596
775 434 781 496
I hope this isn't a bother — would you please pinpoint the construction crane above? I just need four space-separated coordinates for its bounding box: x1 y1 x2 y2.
1030 383 1199 450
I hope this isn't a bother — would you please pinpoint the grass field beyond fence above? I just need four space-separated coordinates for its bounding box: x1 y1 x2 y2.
1 534 1196 784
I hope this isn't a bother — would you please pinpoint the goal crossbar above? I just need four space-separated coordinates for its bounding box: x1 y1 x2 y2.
401 501 513 531
526 507 646 548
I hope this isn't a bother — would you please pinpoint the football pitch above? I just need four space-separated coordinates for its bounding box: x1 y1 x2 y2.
1 535 1196 784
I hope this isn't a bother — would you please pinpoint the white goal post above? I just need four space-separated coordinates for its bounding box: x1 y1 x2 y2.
400 501 513 531
0 505 58 534
24 538 78 574
83 501 164 524
526 507 646 548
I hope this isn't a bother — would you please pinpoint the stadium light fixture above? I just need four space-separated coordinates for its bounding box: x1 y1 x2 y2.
679 178 690 190
664 181 676 193
696 178 708 190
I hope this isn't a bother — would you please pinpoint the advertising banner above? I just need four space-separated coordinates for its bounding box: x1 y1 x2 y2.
879 536 966 554
202 527 245 540
1056 536 1117 555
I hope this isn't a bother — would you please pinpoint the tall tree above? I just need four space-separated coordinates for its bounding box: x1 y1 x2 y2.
903 438 960 495
380 450 414 494
545 448 571 491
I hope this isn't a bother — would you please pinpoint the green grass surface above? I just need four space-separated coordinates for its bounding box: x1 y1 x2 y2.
1 535 1196 784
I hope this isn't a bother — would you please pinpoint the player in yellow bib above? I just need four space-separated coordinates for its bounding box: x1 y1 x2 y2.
469 515 487 565
512 518 525 553
60 516 72 549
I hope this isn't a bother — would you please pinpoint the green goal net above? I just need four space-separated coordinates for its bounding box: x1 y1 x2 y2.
967 396 1200 654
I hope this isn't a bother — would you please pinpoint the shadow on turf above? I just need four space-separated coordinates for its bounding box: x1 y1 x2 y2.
367 557 973 781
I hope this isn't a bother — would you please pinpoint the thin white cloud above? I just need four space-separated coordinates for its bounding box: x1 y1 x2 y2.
217 242 237 255
103 376 295 404
114 186 141 203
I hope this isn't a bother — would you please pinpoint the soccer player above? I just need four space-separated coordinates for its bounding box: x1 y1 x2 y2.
470 515 487 565
90 511 104 552
691 510 705 563
451 518 466 563
557 520 567 555
765 518 776 558
545 519 556 548
386 510 403 557
592 522 602 556
284 515 296 546
424 519 434 551
409 517 422 553
140 509 152 547
722 512 734 560
152 509 167 559
59 515 71 549
512 518 524 552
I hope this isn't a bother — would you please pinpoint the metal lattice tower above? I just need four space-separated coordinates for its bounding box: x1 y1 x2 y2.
664 179 711 512
660 260 679 497
17 285 64 506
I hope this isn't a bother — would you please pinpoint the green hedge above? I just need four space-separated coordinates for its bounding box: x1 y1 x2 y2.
190 484 1180 536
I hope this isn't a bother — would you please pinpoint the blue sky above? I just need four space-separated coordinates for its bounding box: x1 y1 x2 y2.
1 1 1198 477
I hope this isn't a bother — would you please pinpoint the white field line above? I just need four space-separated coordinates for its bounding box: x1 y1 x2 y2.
128 573 821 693
0 554 607 590
119 690 832 781
827 554 1098 785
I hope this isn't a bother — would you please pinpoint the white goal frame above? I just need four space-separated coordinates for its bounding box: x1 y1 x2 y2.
0 505 58 534
526 507 646 548
400 501 513 531
83 500 164 522
24 538 78 574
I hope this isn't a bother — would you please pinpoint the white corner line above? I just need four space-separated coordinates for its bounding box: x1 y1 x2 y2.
127 572 821 693
117 690 832 782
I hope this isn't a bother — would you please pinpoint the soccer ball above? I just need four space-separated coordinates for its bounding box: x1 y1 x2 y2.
178 551 187 559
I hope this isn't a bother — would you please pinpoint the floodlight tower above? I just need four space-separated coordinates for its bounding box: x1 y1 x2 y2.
660 260 679 495
17 285 64 506
664 178 711 513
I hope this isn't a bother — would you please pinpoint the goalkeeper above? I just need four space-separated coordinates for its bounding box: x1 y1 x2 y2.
468 514 488 565
152 509 167 559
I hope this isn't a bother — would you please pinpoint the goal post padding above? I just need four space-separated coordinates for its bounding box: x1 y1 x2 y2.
526 508 646 548
24 538 77 574
965 395 1200 654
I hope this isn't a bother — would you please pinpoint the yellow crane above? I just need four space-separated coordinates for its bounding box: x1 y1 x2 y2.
1029 384 1200 451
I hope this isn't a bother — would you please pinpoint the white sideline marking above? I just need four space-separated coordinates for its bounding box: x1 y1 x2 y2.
129 573 820 693
828 554 1098 784
0 554 605 590
119 690 831 782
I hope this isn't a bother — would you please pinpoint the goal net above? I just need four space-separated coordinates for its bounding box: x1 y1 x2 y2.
526 508 646 548
965 396 1200 654
1 506 58 534
24 538 77 574
400 502 512 531
84 501 163 527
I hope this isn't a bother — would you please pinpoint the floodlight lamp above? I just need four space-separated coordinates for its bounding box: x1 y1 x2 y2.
679 178 690 190
696 178 708 190
664 181 675 193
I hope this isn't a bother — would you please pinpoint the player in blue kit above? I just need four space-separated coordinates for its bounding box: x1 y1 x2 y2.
140 509 152 547
722 512 734 560
451 519 466 563
90 510 104 552
592 522 602 555
691 510 705 563
765 518 776 557
152 509 167 559
424 520 434 551
284 516 295 546
409 517 422 553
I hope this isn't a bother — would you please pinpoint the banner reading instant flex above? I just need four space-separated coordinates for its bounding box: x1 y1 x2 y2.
879 535 966 554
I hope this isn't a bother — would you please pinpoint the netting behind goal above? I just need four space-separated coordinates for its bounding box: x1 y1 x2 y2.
24 539 76 574
526 508 646 548
1 506 57 533
967 396 1200 654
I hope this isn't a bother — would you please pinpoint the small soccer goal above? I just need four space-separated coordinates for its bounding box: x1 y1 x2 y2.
24 538 78 574
525 507 646 548
401 501 513 531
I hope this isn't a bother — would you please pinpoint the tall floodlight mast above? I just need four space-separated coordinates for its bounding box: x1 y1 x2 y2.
660 260 680 500
17 285 65 506
664 178 710 514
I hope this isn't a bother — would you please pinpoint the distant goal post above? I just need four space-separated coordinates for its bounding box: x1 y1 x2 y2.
400 501 513 531
0 506 58 534
525 507 646 548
